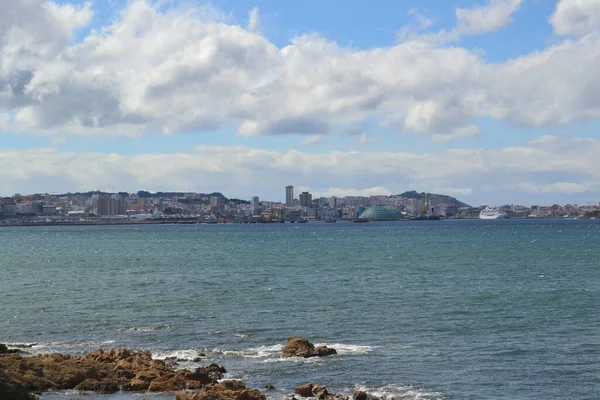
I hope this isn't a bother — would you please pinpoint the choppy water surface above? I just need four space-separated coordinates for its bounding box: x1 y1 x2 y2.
1 220 599 400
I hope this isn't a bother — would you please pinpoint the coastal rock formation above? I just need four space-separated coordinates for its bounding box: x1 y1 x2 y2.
295 384 366 400
175 382 266 400
0 368 35 400
282 337 337 358
0 347 228 396
353 391 368 400
0 344 22 355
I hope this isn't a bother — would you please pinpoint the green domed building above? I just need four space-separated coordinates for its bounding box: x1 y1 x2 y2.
359 205 404 221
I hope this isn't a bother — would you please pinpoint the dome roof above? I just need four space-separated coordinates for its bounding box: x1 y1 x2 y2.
359 205 403 220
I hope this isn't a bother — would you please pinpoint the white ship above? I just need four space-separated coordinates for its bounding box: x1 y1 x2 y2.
479 207 508 219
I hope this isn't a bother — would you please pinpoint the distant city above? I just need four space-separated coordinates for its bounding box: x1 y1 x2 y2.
0 186 599 226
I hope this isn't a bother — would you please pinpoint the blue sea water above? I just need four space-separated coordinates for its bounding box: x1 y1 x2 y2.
1 220 599 400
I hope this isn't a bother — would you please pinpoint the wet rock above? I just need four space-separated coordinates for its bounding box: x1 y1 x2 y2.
314 346 337 357
0 347 228 398
295 383 314 397
0 368 35 400
264 384 276 390
175 386 266 400
312 384 329 399
282 337 337 358
165 356 180 368
219 380 246 391
353 391 368 400
0 344 22 355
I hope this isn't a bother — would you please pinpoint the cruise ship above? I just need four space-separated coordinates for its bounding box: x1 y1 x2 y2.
479 207 508 219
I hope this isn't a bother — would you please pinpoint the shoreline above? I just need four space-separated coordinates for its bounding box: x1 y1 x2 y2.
0 339 366 400
0 216 581 228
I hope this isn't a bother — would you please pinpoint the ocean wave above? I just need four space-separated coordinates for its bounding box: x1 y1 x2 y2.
5 342 38 349
211 342 372 363
14 340 117 355
152 349 205 361
213 344 284 359
354 384 447 400
314 343 374 355
119 324 170 332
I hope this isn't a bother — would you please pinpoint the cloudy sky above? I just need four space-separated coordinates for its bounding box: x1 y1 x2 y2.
1 0 599 205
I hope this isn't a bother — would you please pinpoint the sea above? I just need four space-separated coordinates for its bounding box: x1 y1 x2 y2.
1 219 599 400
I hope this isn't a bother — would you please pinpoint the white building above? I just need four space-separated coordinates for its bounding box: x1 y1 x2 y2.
328 196 337 208
250 196 260 215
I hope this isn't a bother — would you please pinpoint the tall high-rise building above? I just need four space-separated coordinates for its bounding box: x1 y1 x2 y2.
210 196 224 214
285 185 294 207
250 196 260 215
299 191 312 208
328 196 337 208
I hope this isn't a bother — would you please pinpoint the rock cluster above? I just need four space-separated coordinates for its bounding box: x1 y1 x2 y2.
175 380 266 400
0 347 232 398
282 337 337 358
295 383 369 400
0 339 364 400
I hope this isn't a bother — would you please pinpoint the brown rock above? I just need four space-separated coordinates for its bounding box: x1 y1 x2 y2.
74 378 119 393
314 346 337 357
295 383 314 397
283 337 315 358
353 391 368 400
0 344 21 355
219 380 246 391
123 378 150 391
238 388 267 400
0 347 232 398
0 368 35 400
312 384 329 399
283 337 337 358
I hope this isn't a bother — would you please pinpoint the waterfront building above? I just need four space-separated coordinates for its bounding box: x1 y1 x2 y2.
210 196 224 215
250 196 260 215
95 197 126 216
328 196 337 208
359 205 404 221
285 185 294 207
299 192 312 208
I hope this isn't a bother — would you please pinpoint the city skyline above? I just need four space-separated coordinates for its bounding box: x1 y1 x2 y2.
1 0 600 205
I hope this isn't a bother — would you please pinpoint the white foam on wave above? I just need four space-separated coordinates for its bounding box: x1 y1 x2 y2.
354 384 446 400
14 340 117 355
215 344 284 359
314 343 374 355
5 342 38 349
152 349 204 361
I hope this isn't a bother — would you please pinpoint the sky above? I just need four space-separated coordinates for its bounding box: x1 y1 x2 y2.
1 0 600 206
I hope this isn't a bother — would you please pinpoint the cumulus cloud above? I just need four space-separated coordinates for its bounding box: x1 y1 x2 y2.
550 0 600 36
455 0 524 35
0 0 599 141
1 136 599 204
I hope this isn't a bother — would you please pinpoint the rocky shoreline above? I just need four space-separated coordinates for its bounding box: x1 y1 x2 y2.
0 337 366 400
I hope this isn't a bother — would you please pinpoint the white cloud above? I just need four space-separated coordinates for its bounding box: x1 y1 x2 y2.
0 0 599 143
432 125 480 143
550 0 600 36
247 7 260 32
312 187 393 198
455 0 524 35
300 135 326 145
516 182 591 193
1 136 599 204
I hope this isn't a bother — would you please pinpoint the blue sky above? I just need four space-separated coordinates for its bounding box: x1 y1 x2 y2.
1 0 600 205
